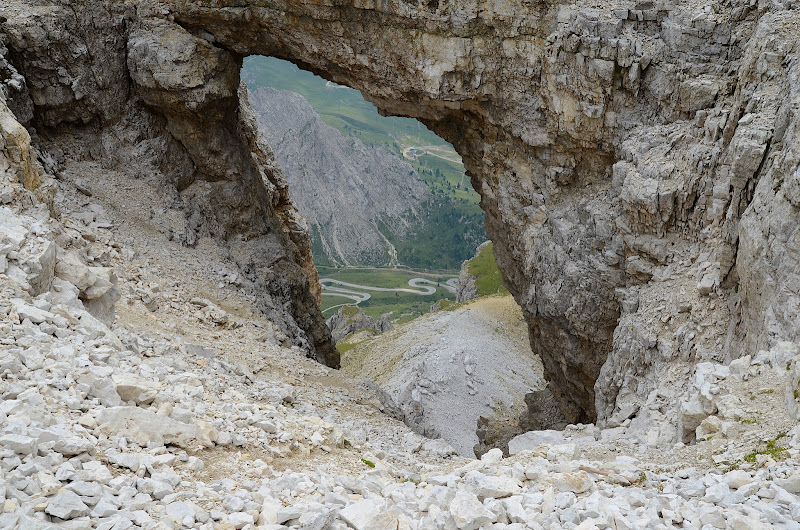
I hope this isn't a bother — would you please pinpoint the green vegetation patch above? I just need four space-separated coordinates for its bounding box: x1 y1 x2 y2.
468 242 509 296
743 432 788 463
380 200 486 271
340 305 361 317
336 340 362 356
438 299 458 311
335 328 378 356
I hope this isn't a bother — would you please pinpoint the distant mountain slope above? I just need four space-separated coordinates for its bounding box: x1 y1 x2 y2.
249 87 430 267
242 57 486 271
242 55 451 157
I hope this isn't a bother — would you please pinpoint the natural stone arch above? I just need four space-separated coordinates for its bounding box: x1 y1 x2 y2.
168 0 800 425
4 0 799 430
165 1 630 423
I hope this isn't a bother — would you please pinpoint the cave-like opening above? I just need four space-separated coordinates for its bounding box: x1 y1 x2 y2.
241 56 559 457
242 55 488 322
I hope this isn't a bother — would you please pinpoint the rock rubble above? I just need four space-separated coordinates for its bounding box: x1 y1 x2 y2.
2 104 799 528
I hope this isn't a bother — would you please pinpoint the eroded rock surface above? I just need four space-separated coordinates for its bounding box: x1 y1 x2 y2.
326 305 377 343
167 0 800 427
0 2 338 367
2 0 800 429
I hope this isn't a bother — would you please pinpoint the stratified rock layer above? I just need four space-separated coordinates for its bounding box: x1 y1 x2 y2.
2 0 800 427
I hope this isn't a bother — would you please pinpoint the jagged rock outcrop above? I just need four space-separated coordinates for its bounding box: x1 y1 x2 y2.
2 0 800 434
326 305 376 343
455 275 478 304
248 87 430 267
376 312 393 333
0 1 337 367
456 241 490 303
326 305 393 342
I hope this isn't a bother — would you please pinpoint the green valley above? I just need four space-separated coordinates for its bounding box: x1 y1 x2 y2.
242 56 485 271
243 56 492 322
318 266 457 324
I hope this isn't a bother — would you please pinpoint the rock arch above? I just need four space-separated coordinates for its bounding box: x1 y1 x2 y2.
3 0 799 427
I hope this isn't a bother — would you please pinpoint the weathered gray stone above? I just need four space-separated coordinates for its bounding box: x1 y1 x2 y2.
777 474 800 495
25 240 56 296
136 478 173 500
339 500 382 530
463 471 521 500
79 373 122 407
66 480 104 499
53 437 95 456
82 267 120 326
165 501 195 523
11 298 54 324
449 491 494 530
54 251 93 292
277 506 305 524
326 306 376 343
112 373 160 405
728 355 751 378
97 407 201 448
45 491 90 520
508 430 569 456
228 512 254 529
0 433 37 455
786 355 800 419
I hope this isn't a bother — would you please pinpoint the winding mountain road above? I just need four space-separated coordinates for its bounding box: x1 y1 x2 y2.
320 277 457 312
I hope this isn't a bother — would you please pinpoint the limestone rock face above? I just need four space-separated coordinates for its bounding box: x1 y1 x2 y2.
0 0 338 368
2 0 800 425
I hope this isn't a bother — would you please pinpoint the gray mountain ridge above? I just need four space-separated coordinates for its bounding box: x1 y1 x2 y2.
248 87 430 267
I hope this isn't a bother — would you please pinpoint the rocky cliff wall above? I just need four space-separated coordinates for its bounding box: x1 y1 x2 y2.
0 1 338 367
2 0 799 434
